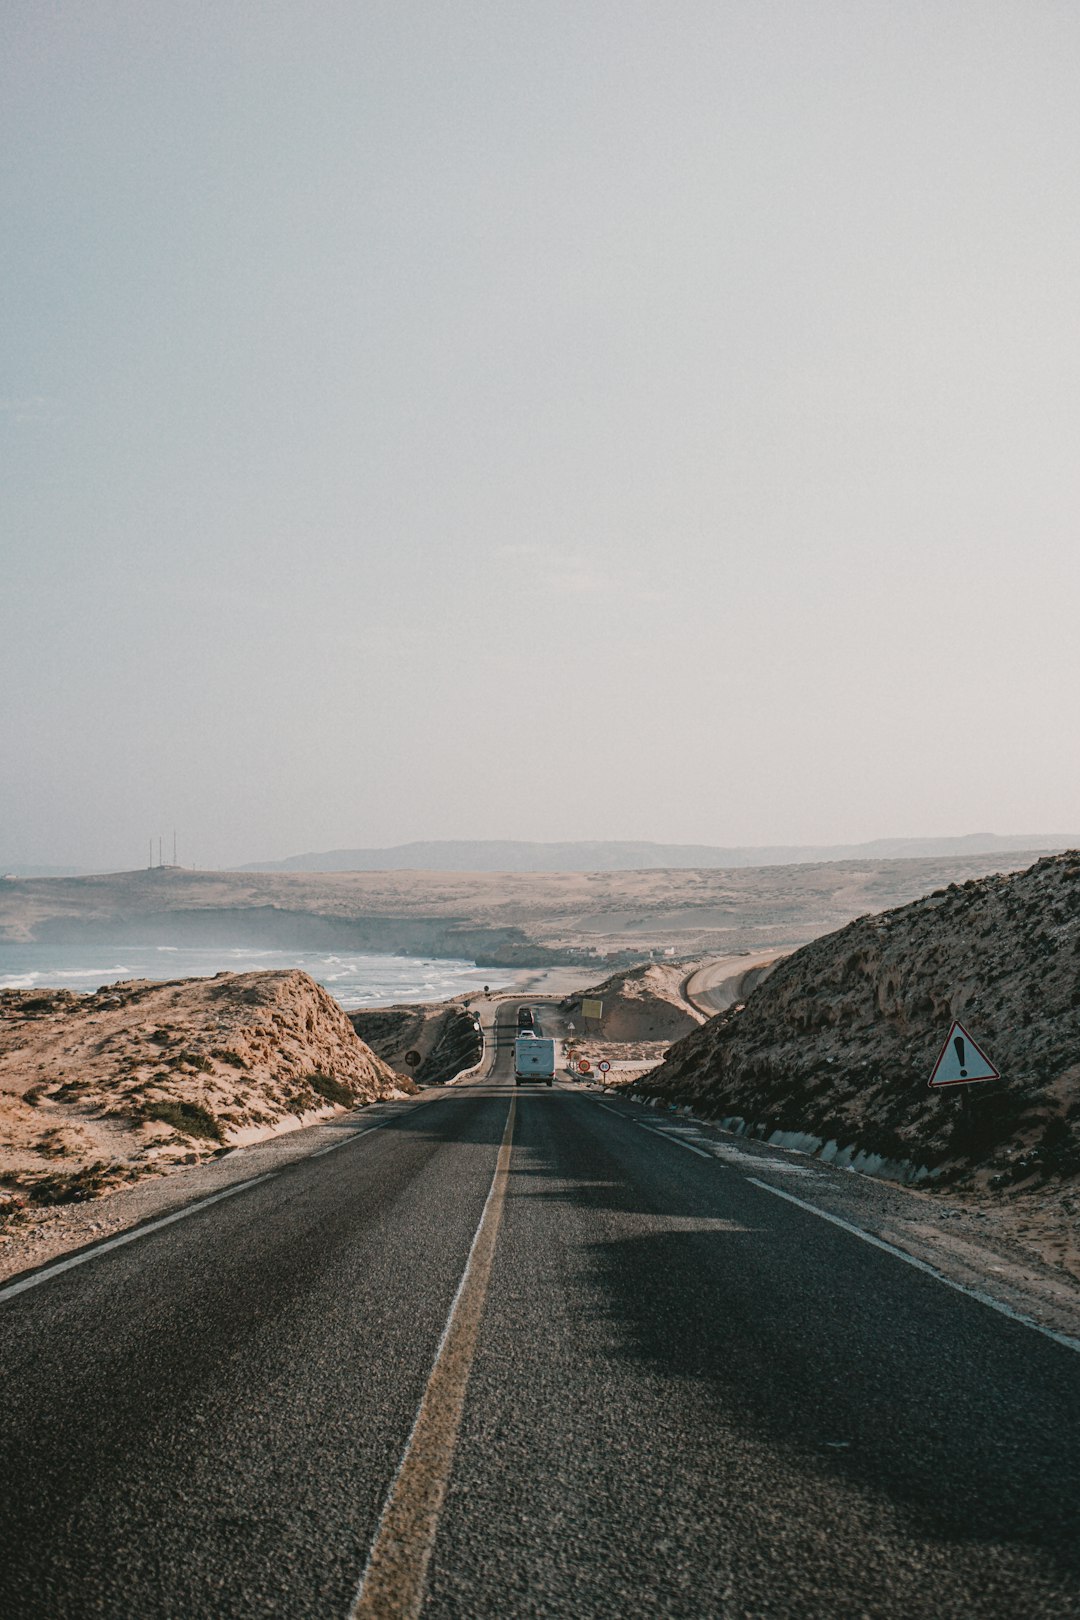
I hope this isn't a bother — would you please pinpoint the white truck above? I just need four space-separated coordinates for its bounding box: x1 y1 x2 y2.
514 1033 556 1086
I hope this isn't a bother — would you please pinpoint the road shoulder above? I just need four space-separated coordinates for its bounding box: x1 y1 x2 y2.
0 1091 439 1286
613 1093 1080 1346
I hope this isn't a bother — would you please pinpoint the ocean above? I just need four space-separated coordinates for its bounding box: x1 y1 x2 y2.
0 945 514 1007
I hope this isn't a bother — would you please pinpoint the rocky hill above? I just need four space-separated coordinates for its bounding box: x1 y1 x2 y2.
0 970 408 1210
349 1002 482 1085
634 852 1080 1190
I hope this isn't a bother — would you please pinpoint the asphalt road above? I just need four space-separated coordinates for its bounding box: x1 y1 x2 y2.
682 952 786 1017
1 1007 1079 1618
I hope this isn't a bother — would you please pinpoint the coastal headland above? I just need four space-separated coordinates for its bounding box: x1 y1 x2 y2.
0 848 1059 965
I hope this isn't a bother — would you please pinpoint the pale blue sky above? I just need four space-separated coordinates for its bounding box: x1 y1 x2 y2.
3 2 1079 869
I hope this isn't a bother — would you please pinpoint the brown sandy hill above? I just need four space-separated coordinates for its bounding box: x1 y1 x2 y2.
562 961 705 1043
635 852 1080 1194
0 970 407 1212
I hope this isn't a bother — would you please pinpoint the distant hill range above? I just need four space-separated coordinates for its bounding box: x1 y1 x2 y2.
0 864 90 880
238 835 1079 875
3 848 1075 964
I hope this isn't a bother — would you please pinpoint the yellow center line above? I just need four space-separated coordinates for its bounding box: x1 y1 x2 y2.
349 1096 517 1620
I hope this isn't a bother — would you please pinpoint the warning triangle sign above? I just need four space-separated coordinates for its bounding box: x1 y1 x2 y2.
928 1020 1000 1088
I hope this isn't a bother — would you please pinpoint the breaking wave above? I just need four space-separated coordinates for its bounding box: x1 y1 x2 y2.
0 945 513 1006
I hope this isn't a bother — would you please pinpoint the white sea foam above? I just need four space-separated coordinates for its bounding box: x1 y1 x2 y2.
50 966 134 981
0 945 514 1006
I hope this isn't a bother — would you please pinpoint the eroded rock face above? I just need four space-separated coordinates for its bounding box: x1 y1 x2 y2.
635 853 1080 1188
348 1003 482 1085
0 970 409 1205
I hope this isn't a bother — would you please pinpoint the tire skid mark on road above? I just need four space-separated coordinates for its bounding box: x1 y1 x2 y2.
746 1177 1080 1357
348 1095 517 1620
0 1173 278 1307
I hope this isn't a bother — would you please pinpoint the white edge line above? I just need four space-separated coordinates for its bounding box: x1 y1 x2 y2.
348 1098 513 1616
638 1123 714 1159
1 1098 438 1306
0 1173 278 1307
595 1102 626 1117
745 1176 1080 1357
311 1123 385 1157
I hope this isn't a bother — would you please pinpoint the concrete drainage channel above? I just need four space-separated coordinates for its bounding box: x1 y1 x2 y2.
621 1092 1080 1357
627 1095 940 1188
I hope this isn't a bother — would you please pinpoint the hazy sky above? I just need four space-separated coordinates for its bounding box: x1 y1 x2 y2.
3 2 1079 870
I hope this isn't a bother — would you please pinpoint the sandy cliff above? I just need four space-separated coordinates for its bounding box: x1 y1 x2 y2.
0 970 407 1212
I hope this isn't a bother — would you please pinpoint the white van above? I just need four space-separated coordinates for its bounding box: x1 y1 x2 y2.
514 1035 556 1086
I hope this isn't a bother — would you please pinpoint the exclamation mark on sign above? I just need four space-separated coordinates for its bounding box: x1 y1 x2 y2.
954 1034 967 1078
